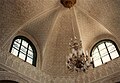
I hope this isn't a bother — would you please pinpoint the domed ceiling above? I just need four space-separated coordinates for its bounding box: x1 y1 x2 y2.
0 0 120 77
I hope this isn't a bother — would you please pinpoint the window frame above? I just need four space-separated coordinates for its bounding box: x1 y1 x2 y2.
90 39 120 68
10 36 37 66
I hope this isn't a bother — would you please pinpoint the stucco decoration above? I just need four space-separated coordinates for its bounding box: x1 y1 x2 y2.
0 71 28 83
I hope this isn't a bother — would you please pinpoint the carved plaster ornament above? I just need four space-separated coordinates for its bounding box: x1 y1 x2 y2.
60 0 76 8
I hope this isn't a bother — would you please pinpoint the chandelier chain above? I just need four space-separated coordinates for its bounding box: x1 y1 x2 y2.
70 9 76 39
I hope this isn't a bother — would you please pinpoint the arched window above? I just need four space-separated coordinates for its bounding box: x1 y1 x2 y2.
10 36 37 66
91 39 120 67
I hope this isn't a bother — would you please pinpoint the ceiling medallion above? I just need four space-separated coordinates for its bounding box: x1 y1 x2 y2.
60 0 76 8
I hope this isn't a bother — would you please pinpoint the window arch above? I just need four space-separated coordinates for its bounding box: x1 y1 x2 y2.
90 39 120 67
10 36 37 66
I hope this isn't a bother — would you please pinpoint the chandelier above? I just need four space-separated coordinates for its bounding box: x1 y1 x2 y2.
66 8 91 72
66 37 91 72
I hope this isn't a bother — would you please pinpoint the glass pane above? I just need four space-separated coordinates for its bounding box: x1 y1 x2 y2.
92 52 100 58
28 50 33 58
20 46 27 54
13 42 20 50
29 46 33 52
100 49 108 57
26 57 33 64
94 59 102 67
110 51 119 59
15 39 21 43
11 48 18 56
93 48 98 54
19 52 26 60
93 56 100 61
106 42 112 47
107 45 116 53
102 55 110 63
98 43 106 50
22 40 28 48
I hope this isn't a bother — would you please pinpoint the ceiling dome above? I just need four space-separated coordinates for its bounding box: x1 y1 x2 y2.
0 0 120 77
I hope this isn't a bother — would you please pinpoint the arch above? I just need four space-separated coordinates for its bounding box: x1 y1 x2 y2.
10 35 37 66
90 39 120 67
0 80 18 83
